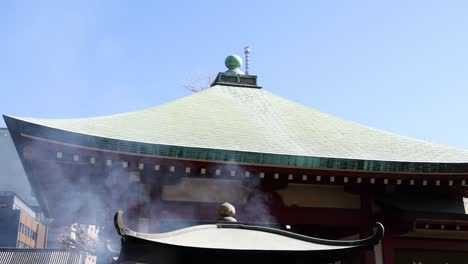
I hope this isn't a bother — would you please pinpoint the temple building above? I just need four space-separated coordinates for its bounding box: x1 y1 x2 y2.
3 55 468 264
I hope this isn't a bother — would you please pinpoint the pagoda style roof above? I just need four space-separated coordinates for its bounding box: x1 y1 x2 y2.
4 56 468 174
114 210 383 264
9 84 468 164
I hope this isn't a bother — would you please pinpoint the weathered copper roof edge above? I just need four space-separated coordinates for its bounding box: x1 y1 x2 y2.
5 115 468 174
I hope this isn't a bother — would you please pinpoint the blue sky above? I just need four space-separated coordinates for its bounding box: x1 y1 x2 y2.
1 0 468 148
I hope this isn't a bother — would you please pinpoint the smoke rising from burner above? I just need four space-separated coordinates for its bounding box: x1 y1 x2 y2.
11 128 281 262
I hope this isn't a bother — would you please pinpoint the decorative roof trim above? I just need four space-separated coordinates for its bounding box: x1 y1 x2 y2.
211 72 261 88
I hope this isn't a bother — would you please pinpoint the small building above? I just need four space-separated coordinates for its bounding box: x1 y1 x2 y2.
3 55 468 263
0 191 47 249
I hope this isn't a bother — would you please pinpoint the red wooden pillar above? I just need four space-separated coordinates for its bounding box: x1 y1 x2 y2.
382 235 395 264
360 191 376 264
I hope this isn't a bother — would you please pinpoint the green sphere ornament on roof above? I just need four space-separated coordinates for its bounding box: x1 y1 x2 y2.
224 55 244 75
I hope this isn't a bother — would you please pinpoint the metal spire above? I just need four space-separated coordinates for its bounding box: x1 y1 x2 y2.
244 46 251 75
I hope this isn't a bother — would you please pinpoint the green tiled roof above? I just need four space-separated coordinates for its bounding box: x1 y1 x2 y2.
5 85 468 167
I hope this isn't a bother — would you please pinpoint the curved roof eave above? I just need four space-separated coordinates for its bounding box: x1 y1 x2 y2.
4 85 468 173
114 211 383 251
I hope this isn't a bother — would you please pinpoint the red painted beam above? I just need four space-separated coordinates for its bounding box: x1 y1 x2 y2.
383 234 468 264
271 207 362 226
392 237 468 251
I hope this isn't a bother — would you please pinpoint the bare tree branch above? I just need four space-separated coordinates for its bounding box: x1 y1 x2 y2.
184 74 216 93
